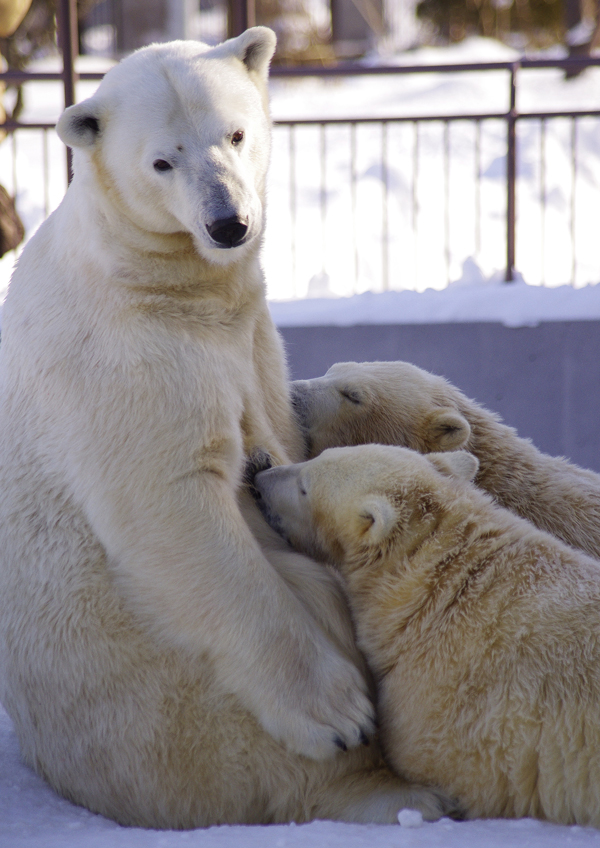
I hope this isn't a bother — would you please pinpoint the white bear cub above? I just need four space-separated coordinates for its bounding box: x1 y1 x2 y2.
291 360 600 559
255 444 600 827
0 31 450 828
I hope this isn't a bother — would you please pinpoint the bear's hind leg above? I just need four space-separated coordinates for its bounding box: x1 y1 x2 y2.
309 766 460 824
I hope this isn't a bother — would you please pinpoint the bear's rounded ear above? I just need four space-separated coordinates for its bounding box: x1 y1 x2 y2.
56 98 102 149
424 408 470 452
221 26 277 80
358 495 396 545
428 450 479 482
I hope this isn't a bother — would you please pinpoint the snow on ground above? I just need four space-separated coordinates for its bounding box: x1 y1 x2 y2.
3 700 600 848
269 276 600 328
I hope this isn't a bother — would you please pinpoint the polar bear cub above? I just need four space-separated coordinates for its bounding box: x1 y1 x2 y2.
0 32 452 828
291 360 600 560
255 444 600 826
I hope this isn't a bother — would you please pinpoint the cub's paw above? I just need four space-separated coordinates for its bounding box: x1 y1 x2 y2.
398 784 464 822
351 778 462 824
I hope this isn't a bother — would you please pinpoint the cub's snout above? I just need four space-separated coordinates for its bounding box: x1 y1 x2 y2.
290 381 311 425
253 464 298 540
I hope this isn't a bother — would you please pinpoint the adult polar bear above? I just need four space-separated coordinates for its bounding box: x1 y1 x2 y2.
0 29 449 827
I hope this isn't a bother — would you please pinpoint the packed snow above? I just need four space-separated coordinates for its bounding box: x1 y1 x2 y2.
268 274 600 328
3 699 600 846
2 35 600 848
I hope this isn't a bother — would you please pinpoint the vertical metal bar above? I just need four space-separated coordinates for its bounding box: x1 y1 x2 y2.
475 120 481 259
571 117 577 286
320 122 326 280
9 131 18 258
11 131 17 198
382 121 389 291
540 118 546 285
227 0 255 38
114 0 125 54
350 122 358 292
43 130 50 218
247 0 256 28
412 121 419 288
288 124 296 297
57 0 79 183
506 61 518 282
444 120 450 285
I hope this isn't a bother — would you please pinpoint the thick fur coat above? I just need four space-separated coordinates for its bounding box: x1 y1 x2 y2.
0 34 450 827
291 360 600 559
255 444 600 826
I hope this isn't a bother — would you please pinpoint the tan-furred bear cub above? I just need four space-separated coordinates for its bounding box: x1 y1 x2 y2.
291 361 600 560
254 444 600 826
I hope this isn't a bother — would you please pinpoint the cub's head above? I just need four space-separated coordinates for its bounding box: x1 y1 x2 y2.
57 27 276 264
291 361 471 459
253 444 479 570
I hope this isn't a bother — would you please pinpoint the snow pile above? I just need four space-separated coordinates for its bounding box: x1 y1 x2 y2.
397 808 424 827
269 277 600 328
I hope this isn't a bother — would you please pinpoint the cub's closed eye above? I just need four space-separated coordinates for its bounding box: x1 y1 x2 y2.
299 483 307 496
153 159 172 172
231 130 244 146
340 388 361 405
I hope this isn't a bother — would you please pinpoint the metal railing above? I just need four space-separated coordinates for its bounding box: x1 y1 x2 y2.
267 58 600 295
1 2 600 295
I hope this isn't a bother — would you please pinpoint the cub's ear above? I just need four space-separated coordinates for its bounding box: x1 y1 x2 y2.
358 495 396 545
424 408 470 452
428 450 479 482
219 26 277 80
57 97 103 149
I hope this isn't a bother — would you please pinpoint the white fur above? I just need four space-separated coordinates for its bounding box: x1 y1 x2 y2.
255 444 600 827
0 33 452 827
292 360 600 559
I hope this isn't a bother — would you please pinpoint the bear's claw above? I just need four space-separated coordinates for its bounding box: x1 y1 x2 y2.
244 448 274 496
333 736 348 752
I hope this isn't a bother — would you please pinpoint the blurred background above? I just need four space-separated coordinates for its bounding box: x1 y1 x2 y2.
2 0 599 66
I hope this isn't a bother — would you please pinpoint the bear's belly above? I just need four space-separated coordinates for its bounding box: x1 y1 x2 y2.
0 453 295 827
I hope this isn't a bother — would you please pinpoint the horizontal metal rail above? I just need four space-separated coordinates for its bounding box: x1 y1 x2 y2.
270 56 600 76
3 54 600 84
273 109 600 126
1 54 599 291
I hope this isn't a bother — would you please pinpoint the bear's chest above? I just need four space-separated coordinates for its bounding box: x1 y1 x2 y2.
138 304 279 452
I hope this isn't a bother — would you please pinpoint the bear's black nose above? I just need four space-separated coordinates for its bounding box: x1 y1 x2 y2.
207 216 248 248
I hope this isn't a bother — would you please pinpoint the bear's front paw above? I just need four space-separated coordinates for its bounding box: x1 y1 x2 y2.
258 646 376 760
244 448 274 496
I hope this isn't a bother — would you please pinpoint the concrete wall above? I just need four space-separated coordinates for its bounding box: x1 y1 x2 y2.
279 320 600 473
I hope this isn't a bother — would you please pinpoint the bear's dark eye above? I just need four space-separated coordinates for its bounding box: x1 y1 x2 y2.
153 159 172 172
340 388 361 405
231 130 244 147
